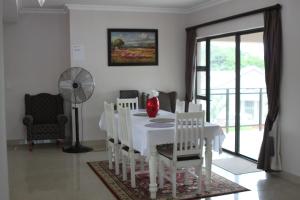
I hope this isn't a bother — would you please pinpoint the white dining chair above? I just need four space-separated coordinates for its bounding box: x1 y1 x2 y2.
157 111 205 198
188 102 202 112
104 101 120 175
117 97 139 110
175 99 185 113
118 107 145 188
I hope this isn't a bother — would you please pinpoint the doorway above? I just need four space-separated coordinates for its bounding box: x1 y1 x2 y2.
195 29 266 160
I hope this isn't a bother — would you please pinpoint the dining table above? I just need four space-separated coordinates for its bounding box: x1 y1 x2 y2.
99 109 225 199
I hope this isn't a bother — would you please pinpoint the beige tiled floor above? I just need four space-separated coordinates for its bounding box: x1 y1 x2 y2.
7 144 300 200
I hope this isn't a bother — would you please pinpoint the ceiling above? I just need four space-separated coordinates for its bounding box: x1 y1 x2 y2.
20 0 227 10
4 0 231 23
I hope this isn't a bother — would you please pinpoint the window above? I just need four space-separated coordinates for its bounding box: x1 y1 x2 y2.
244 100 254 116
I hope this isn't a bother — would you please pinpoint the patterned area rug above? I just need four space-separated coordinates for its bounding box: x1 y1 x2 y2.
87 161 249 200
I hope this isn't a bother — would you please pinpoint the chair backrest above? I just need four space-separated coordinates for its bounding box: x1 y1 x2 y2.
158 91 177 113
173 111 205 161
175 99 185 113
104 101 118 143
117 97 139 110
118 107 133 148
140 92 149 109
25 93 64 124
119 90 139 99
188 102 202 112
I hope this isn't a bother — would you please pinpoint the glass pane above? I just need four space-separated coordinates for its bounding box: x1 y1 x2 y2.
197 41 206 66
196 71 206 96
210 36 236 152
240 32 265 160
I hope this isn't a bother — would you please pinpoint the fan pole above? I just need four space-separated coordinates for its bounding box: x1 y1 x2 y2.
74 105 80 148
63 105 93 153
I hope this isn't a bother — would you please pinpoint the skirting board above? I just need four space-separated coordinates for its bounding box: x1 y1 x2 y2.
273 171 300 185
7 139 66 145
7 139 107 151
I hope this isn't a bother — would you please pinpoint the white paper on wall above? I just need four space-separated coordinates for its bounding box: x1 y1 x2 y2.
71 45 85 67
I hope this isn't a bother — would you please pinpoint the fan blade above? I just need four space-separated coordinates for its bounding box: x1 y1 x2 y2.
74 69 93 85
59 71 71 81
74 68 94 102
59 80 73 90
70 67 82 80
58 67 94 104
74 86 87 104
80 82 94 96
78 85 93 102
74 68 85 81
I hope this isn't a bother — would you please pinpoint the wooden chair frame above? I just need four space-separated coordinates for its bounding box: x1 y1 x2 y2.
188 102 202 112
175 99 185 113
158 111 205 198
118 107 145 188
117 97 139 110
104 101 120 175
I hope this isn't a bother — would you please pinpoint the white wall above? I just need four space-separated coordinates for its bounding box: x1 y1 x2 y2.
0 0 10 198
4 13 69 140
69 10 186 141
187 0 300 177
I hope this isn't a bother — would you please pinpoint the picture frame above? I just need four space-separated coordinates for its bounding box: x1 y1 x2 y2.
107 29 158 66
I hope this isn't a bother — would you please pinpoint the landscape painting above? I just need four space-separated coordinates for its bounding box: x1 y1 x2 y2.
107 29 158 66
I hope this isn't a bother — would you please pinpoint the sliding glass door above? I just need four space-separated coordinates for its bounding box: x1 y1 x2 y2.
195 29 265 160
239 32 266 159
210 36 236 152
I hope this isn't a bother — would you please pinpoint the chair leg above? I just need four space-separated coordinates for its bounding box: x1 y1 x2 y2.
114 144 120 175
196 162 203 194
158 159 164 189
130 152 136 188
28 140 33 152
140 156 145 172
122 153 127 181
56 139 64 149
171 165 177 198
108 145 113 170
184 168 189 185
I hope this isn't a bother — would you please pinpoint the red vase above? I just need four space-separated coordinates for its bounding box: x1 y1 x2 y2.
146 97 160 118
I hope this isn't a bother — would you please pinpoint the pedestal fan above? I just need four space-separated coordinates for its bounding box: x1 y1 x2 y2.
58 67 95 153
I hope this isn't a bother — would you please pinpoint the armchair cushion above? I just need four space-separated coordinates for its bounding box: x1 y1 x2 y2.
32 124 60 140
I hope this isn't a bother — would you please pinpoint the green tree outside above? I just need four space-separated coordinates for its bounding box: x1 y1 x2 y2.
210 45 264 70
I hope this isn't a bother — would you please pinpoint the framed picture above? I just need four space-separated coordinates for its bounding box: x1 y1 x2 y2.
107 29 158 66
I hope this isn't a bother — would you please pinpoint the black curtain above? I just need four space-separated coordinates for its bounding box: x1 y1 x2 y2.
185 28 197 111
257 8 282 171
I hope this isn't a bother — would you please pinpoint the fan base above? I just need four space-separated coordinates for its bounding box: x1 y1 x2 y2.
63 144 93 153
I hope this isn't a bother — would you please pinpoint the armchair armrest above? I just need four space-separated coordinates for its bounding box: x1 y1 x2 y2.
23 115 33 126
57 114 68 125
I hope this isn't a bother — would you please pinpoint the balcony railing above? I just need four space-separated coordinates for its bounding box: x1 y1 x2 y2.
206 88 267 133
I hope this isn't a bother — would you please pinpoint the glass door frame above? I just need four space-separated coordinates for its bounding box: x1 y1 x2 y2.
195 38 210 121
195 27 265 162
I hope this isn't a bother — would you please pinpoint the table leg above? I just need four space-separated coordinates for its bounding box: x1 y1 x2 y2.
205 139 212 190
149 145 158 199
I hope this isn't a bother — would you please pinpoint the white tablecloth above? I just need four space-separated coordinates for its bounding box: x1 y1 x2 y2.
99 109 225 157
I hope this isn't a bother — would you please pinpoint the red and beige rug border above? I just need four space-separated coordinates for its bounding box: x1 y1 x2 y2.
87 161 249 200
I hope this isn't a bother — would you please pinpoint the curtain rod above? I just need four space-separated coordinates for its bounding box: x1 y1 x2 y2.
186 4 281 31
